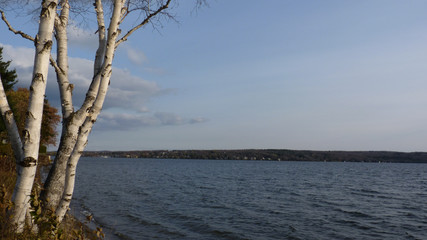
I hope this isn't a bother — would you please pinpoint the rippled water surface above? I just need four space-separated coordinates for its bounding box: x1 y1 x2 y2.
72 158 427 240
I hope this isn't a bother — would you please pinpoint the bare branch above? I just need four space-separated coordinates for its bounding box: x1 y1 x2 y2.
115 0 172 47
193 0 209 12
49 55 64 75
0 9 35 42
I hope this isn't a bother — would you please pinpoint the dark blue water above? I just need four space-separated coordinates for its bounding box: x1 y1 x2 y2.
71 158 427 240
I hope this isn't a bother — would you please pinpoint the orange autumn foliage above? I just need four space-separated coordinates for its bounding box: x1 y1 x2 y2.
0 88 60 147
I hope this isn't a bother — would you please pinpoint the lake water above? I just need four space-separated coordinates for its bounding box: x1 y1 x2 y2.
71 158 427 240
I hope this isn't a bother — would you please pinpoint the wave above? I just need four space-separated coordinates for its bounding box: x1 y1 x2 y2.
73 158 427 240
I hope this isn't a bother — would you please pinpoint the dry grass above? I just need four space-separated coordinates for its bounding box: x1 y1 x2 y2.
0 155 101 240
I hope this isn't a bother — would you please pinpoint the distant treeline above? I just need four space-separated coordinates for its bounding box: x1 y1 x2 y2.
77 149 427 163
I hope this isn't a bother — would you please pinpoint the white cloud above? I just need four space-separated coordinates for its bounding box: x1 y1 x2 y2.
95 111 208 131
67 25 98 50
143 66 168 75
1 43 207 132
125 46 147 65
0 44 34 85
189 117 208 124
0 44 34 69
1 43 166 112
106 67 168 112
154 112 184 125
95 112 158 130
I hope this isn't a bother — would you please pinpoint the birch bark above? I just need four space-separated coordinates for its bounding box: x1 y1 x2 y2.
0 75 23 167
42 0 107 211
54 0 72 120
39 0 172 221
11 0 57 232
1 0 178 230
41 0 77 212
55 0 172 220
55 0 123 221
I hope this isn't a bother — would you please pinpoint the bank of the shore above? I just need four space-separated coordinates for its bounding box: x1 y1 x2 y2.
80 149 427 163
0 155 101 239
69 200 121 240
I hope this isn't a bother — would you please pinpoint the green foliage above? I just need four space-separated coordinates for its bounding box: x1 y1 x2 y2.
0 47 17 92
29 184 64 240
39 145 47 154
0 176 99 239
0 180 101 239
25 184 104 240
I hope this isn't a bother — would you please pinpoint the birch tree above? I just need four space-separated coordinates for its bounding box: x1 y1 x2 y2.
1 0 58 232
0 0 197 232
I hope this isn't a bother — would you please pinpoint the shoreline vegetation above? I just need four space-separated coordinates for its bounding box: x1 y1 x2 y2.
77 149 427 163
0 154 102 239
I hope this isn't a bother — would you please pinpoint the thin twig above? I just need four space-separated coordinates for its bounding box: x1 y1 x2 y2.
0 9 35 42
115 0 171 47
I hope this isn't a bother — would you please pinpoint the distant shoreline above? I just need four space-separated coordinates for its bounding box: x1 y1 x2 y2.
50 149 427 163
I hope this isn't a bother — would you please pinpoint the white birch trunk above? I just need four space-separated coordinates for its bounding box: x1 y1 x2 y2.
54 0 72 119
47 0 172 222
56 0 124 221
42 0 107 211
1 0 176 230
94 0 106 76
0 75 23 166
56 67 113 221
42 76 103 210
41 0 75 212
11 0 57 232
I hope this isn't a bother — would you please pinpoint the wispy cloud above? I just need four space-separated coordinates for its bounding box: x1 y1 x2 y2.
0 43 207 132
143 66 168 75
95 111 208 131
125 46 147 65
1 43 165 112
122 44 167 74
95 112 157 130
154 112 184 125
0 44 34 69
67 25 98 50
106 67 169 112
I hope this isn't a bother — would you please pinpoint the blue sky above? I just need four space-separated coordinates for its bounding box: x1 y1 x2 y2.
1 0 427 151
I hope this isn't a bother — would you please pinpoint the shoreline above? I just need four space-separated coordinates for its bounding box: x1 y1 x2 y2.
69 201 122 240
40 163 118 239
78 149 427 163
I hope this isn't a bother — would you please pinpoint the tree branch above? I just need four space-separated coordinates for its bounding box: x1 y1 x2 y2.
0 75 23 169
49 55 63 75
74 0 107 117
115 0 171 47
93 0 106 76
54 0 73 119
55 0 125 221
0 9 35 42
1 9 65 79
